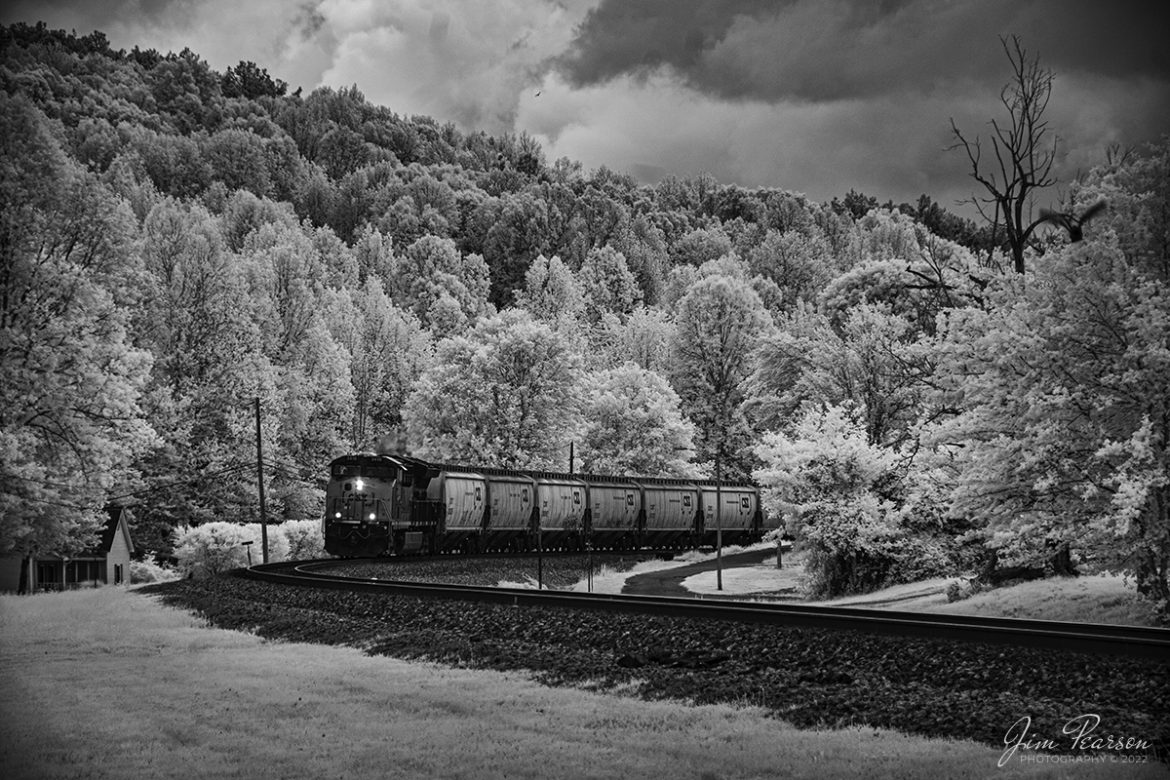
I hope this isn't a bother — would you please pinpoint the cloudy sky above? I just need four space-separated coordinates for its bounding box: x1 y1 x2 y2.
5 0 1168 214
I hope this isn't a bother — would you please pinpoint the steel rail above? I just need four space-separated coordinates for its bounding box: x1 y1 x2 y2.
238 560 1170 661
309 549 679 563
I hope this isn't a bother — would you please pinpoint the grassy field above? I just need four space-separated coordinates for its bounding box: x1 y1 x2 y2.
933 575 1163 625
2 588 1166 779
680 551 1163 627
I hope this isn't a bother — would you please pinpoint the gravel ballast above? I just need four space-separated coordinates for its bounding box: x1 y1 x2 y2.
328 552 652 589
142 562 1169 761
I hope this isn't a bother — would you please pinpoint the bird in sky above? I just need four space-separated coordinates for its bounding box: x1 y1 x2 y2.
1037 199 1108 242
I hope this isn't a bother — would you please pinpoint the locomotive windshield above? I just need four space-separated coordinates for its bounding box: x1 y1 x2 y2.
331 464 395 479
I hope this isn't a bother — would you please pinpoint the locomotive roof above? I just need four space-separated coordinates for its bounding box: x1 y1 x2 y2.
329 452 758 489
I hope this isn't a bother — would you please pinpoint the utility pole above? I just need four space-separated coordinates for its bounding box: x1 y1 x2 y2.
536 523 543 590
569 441 592 593
255 397 269 564
715 452 723 591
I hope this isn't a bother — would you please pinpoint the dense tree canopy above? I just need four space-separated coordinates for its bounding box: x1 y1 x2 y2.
1 94 156 556
576 364 697 478
927 240 1170 602
402 311 581 469
671 274 772 478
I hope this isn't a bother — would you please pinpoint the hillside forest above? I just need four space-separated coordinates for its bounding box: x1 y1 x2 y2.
1 24 1167 611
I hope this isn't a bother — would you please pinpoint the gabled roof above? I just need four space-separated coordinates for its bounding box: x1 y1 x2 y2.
84 506 135 556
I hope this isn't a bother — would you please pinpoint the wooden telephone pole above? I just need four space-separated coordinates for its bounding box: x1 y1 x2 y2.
715 453 723 591
255 397 269 564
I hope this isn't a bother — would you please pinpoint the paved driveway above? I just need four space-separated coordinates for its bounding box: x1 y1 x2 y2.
621 547 778 597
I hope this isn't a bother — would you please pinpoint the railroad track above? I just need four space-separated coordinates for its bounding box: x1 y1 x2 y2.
239 559 1170 661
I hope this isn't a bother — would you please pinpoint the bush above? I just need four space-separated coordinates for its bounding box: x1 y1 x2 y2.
797 497 954 599
129 552 180 584
889 535 954 583
756 406 961 599
172 522 292 577
799 501 890 598
280 519 325 560
946 577 988 603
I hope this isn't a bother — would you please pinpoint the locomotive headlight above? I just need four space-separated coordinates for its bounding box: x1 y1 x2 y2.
334 512 342 519
355 478 365 492
368 512 376 521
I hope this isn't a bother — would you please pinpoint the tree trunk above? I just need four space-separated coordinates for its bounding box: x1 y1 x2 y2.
978 546 998 583
1135 549 1170 612
1049 542 1076 576
19 556 30 595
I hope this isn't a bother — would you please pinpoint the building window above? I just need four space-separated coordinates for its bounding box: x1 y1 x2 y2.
114 564 123 585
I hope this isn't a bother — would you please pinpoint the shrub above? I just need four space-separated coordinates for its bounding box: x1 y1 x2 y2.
129 552 180 584
946 577 988 603
172 522 292 577
799 504 955 599
280 519 326 560
173 523 251 577
755 406 956 599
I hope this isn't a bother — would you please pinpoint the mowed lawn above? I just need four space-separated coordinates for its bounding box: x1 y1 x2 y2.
2 588 1166 780
681 550 1163 627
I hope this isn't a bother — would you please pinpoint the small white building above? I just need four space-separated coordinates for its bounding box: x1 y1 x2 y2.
0 506 135 593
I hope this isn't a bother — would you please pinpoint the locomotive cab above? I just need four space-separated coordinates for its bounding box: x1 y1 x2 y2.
323 455 398 557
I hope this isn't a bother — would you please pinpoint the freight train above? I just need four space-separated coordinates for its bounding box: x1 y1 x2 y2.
323 452 777 557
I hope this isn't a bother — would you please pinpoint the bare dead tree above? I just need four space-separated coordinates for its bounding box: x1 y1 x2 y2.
950 36 1058 274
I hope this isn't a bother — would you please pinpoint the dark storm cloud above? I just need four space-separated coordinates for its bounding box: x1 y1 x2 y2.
2 0 193 33
554 0 773 86
558 0 1170 102
293 2 326 40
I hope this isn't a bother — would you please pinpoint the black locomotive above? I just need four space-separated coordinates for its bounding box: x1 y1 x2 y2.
323 452 777 557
